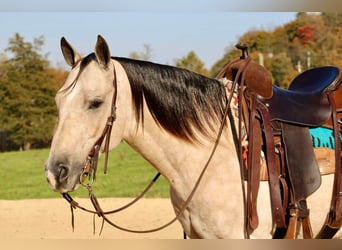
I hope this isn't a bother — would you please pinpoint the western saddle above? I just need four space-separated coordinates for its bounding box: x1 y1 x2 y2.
217 44 342 239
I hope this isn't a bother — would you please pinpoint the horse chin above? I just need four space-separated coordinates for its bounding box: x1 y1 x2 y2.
60 184 80 194
53 181 80 193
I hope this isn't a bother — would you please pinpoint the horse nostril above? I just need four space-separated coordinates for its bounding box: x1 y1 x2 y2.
58 165 69 183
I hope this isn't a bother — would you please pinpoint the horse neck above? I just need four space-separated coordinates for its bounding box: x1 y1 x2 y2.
109 60 191 178
122 105 239 187
123 109 186 179
111 59 240 190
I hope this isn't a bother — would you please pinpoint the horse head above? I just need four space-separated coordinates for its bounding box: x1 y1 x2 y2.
45 36 129 192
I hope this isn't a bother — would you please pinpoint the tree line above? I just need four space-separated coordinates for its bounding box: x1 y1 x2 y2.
0 33 66 151
1 12 341 151
209 12 342 88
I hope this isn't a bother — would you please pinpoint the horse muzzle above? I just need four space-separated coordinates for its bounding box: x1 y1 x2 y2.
45 161 80 193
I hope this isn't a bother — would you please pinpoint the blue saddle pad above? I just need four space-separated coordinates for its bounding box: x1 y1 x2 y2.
310 127 341 149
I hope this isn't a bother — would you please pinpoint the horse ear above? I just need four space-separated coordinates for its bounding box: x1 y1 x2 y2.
60 37 82 67
95 35 111 67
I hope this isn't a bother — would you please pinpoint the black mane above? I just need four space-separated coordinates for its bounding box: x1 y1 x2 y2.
114 57 227 142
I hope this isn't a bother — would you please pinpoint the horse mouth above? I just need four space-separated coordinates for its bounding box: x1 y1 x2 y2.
45 167 81 193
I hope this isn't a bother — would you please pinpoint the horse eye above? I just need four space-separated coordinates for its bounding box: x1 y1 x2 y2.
88 99 103 109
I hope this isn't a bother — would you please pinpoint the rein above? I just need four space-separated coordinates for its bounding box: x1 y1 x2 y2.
61 59 246 236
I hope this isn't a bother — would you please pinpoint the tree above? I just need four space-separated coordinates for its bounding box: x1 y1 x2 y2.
268 52 294 88
0 33 60 151
295 24 316 47
176 51 209 76
314 13 342 67
238 30 274 54
129 44 153 61
211 12 342 86
210 44 241 78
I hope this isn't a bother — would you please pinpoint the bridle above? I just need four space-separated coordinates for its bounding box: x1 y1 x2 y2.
61 57 251 237
62 60 169 234
79 63 118 184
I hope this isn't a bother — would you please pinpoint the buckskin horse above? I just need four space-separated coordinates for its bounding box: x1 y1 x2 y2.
45 35 342 239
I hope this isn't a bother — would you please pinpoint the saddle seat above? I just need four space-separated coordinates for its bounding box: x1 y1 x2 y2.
259 66 342 127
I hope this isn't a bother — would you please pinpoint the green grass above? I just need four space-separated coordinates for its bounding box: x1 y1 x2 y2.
0 142 170 200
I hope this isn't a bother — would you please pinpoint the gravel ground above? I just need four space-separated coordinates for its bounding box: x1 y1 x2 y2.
0 198 183 239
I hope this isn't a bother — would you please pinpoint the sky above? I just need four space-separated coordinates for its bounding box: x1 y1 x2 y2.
0 12 297 68
0 0 340 69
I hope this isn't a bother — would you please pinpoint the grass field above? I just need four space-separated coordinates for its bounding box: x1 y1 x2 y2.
0 142 170 200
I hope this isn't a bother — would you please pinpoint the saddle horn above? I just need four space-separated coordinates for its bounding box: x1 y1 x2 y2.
235 43 249 59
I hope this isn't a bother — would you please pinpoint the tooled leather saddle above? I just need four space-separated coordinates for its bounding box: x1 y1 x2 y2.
217 44 342 239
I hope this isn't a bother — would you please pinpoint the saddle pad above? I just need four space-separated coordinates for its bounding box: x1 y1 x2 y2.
310 127 341 149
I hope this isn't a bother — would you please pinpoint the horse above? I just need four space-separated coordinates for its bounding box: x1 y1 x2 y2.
45 35 341 239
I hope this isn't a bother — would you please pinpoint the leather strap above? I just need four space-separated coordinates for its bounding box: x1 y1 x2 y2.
284 207 298 239
277 144 289 213
299 200 314 239
257 103 287 231
316 92 342 238
80 62 118 184
231 56 252 238
284 200 314 239
246 94 262 233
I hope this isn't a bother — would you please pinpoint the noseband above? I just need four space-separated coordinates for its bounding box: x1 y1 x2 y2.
80 63 118 185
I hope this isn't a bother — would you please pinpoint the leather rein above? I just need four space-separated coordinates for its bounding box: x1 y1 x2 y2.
61 59 249 236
